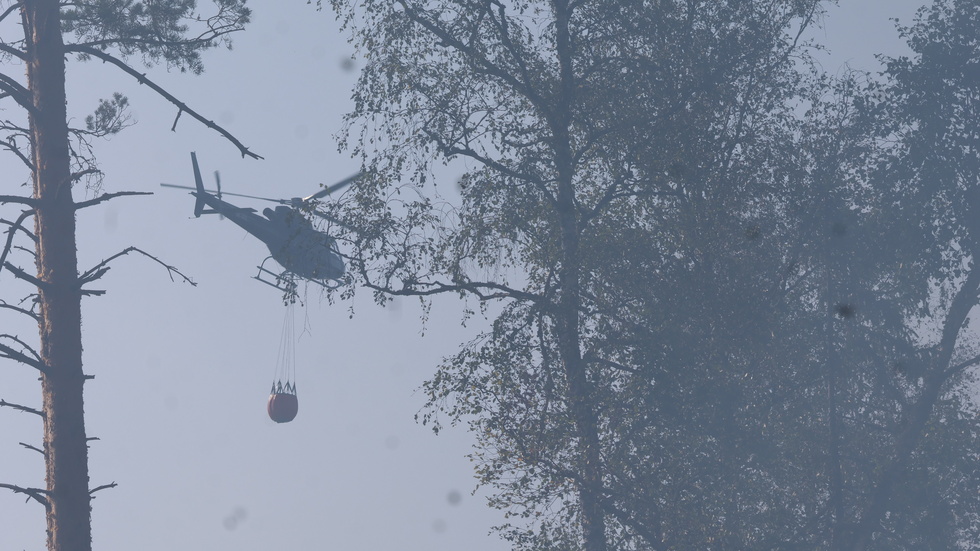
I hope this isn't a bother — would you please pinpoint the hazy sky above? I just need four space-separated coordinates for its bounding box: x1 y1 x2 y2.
0 1 927 549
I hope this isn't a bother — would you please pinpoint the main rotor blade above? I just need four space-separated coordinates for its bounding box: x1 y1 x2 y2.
160 183 213 193
302 172 363 202
214 191 289 204
159 183 288 204
163 170 364 205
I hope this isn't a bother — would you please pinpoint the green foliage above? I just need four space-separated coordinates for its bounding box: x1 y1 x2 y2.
62 0 251 74
330 0 980 549
84 92 131 136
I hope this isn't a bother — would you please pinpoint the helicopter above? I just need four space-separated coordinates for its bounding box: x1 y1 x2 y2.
161 152 360 294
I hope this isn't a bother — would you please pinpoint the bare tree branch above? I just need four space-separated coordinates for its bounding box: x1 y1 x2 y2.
0 2 21 24
944 352 980 378
0 195 38 207
79 246 196 287
0 398 45 417
0 483 50 507
13 245 34 256
64 45 262 160
0 299 39 321
0 135 35 169
1 209 36 277
0 335 46 371
20 442 44 455
2 261 45 288
0 212 36 240
89 482 117 496
0 120 34 173
74 191 152 210
69 167 101 183
0 333 41 360
0 42 27 61
0 72 37 115
358 260 544 305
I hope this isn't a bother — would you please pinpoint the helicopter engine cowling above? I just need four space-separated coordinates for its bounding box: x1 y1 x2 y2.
263 206 345 282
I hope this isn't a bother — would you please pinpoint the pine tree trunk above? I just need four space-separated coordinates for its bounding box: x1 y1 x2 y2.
22 1 93 549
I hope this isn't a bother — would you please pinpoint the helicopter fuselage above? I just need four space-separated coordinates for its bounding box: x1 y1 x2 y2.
191 191 346 282
161 152 352 292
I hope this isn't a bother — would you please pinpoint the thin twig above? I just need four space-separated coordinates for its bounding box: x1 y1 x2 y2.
74 191 152 210
0 136 34 169
0 336 47 372
0 299 39 321
19 442 44 455
80 246 196 287
90 482 117 496
0 209 36 275
0 332 40 357
171 108 182 131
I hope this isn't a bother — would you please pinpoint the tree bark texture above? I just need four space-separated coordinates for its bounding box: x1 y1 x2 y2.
22 1 93 550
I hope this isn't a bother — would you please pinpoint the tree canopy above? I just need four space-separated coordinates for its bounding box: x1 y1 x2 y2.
326 0 980 549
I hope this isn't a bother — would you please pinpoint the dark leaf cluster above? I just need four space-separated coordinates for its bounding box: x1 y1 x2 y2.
328 0 980 550
62 0 251 74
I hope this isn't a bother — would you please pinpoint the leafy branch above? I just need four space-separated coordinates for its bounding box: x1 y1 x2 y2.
64 45 262 159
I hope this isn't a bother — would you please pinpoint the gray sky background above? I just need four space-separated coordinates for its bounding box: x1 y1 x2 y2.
1 1 927 549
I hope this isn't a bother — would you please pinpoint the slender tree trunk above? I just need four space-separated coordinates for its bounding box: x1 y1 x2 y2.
551 2 607 550
847 265 980 551
555 169 607 551
23 1 93 550
554 169 607 551
824 220 846 550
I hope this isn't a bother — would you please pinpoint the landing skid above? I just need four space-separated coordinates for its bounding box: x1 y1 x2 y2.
254 256 343 297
